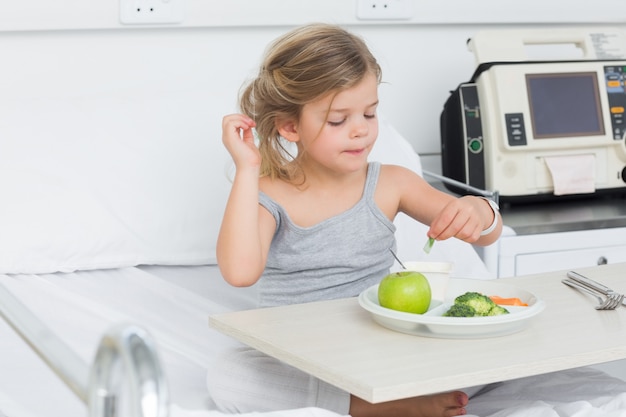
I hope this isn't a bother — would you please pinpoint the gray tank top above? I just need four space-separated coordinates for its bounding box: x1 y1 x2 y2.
258 162 396 307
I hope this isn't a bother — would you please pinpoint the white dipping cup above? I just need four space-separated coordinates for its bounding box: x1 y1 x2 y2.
402 261 453 302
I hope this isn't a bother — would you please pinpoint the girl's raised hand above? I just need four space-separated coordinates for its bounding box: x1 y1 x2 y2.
221 114 261 169
427 196 488 243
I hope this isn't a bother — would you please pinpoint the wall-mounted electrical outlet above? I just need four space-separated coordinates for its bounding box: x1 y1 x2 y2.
120 0 184 25
356 0 414 20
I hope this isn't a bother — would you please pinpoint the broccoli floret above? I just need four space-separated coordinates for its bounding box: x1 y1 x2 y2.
447 291 511 317
454 292 495 316
487 304 510 316
443 303 476 317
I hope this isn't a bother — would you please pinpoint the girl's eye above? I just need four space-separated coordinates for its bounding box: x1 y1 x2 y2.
328 119 345 127
327 113 375 126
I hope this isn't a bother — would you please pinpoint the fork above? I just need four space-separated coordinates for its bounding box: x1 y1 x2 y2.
562 279 623 310
608 291 626 308
567 271 626 308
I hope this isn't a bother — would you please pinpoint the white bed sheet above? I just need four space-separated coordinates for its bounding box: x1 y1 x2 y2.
1 265 626 417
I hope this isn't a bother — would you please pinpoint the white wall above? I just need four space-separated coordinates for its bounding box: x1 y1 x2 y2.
1 1 625 173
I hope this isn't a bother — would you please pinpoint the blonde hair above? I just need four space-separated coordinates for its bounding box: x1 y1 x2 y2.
239 23 382 182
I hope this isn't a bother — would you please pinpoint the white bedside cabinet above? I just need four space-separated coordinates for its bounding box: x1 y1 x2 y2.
494 226 626 278
475 196 626 279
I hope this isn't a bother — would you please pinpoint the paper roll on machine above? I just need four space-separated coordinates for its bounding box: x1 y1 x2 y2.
440 28 626 203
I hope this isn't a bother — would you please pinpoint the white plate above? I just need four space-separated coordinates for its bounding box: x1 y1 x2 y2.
358 278 545 339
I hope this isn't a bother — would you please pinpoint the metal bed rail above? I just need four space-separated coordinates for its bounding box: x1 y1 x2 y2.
0 283 169 417
422 169 500 206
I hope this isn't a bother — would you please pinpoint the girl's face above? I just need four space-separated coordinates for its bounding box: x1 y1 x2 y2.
292 73 379 174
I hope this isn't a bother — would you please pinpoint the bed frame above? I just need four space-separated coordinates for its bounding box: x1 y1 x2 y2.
0 284 168 417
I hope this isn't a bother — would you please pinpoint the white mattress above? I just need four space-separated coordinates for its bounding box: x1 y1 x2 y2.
1 265 626 417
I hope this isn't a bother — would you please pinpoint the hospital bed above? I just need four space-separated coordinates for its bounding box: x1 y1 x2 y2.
2 106 626 417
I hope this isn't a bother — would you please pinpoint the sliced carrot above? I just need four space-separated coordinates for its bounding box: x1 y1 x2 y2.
489 295 528 306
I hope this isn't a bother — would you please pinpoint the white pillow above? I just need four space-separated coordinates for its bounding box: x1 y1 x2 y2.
0 93 234 274
0 121 230 274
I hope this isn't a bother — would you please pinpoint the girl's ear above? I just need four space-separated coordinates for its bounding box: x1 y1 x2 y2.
276 119 299 143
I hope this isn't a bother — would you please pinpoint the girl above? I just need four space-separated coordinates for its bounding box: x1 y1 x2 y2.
214 23 501 417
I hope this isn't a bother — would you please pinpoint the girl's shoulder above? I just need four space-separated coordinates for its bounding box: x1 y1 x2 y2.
378 163 421 179
259 174 289 189
377 163 430 192
259 175 299 206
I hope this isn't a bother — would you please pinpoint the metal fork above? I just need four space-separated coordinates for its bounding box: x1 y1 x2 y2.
567 271 626 308
607 291 625 308
562 279 623 310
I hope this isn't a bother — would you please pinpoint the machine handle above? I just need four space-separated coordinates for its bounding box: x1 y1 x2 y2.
467 27 626 65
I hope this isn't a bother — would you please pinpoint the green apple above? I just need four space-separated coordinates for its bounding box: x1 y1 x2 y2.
378 271 432 314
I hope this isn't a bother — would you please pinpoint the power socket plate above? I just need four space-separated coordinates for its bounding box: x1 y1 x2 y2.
356 0 414 20
120 0 184 24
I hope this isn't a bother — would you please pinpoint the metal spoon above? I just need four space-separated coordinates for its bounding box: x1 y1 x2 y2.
389 249 406 269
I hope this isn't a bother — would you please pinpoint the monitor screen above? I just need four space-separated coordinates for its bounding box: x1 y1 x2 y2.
526 72 605 139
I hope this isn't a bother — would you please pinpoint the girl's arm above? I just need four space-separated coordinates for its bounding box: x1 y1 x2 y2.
378 165 502 246
216 114 274 287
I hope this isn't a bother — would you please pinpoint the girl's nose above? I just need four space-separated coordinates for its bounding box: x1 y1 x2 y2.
350 118 369 139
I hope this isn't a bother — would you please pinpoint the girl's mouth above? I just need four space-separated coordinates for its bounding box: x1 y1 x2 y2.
344 148 365 156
